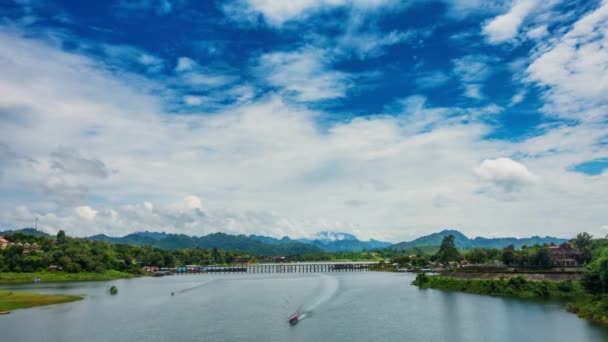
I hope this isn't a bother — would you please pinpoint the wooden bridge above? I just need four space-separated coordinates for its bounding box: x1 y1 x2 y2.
154 262 379 276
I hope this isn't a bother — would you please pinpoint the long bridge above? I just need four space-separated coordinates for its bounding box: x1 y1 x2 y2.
153 262 380 276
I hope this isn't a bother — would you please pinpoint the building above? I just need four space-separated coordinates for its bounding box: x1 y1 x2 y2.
547 243 581 266
0 237 8 250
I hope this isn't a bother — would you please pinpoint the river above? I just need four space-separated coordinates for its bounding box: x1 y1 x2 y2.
1 272 607 341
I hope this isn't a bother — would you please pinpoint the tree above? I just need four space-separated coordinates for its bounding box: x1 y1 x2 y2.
574 232 593 264
582 249 608 294
57 230 67 244
434 235 461 264
465 248 488 264
502 245 516 266
532 247 554 267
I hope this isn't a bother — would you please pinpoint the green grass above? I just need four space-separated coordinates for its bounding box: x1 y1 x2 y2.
0 270 135 284
0 290 83 311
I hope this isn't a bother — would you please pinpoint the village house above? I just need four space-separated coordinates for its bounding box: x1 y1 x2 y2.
547 243 582 266
0 236 8 250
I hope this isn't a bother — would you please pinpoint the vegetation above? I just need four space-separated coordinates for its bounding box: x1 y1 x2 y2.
389 229 567 250
413 275 584 298
0 231 268 277
411 232 608 326
109 285 118 295
0 270 134 284
433 235 462 264
0 230 388 283
0 290 82 311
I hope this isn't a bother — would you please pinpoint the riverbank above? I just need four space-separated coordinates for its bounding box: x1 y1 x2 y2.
0 290 83 311
0 270 135 284
413 274 608 325
440 271 582 281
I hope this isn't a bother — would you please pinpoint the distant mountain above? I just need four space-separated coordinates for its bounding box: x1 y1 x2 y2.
87 231 323 256
0 228 51 237
390 229 568 250
249 231 392 252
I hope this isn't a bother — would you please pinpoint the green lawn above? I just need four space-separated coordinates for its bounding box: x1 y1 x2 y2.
0 270 135 284
0 290 83 311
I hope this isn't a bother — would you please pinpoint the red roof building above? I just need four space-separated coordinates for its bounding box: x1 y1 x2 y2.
547 243 581 266
0 237 9 250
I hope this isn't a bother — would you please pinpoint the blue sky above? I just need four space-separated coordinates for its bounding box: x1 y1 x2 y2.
0 0 607 241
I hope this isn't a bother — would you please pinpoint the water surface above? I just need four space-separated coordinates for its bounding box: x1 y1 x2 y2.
1 272 606 341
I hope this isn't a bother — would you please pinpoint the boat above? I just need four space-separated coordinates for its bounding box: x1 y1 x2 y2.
0 311 10 315
288 313 300 325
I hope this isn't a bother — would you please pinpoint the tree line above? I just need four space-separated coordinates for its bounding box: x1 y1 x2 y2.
0 231 254 273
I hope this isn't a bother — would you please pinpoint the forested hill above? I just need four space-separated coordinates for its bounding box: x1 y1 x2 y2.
389 229 568 250
87 232 323 255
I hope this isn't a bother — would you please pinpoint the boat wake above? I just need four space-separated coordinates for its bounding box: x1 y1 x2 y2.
174 279 216 295
291 274 339 324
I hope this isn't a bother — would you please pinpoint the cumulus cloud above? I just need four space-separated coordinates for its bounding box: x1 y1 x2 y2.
75 205 98 221
474 157 538 192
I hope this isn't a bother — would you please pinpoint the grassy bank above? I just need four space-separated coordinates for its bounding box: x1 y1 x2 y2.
412 274 608 325
0 270 135 284
567 298 608 325
0 290 83 311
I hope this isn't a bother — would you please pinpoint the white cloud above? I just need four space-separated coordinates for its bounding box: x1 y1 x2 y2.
452 54 498 100
510 90 526 105
525 24 548 40
483 0 539 43
182 195 202 210
1 30 607 241
464 84 483 99
175 57 196 72
257 47 350 101
453 54 497 83
526 1 608 122
416 71 450 89
224 0 402 26
474 157 538 192
116 0 176 16
183 95 203 106
75 205 98 221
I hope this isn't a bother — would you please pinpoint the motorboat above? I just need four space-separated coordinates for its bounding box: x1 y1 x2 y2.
288 313 300 325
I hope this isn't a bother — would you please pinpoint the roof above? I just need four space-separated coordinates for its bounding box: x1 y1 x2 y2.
0 237 9 243
547 243 581 255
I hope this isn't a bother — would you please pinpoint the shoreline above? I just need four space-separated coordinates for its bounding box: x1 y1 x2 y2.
413 274 607 326
0 270 137 285
0 290 83 311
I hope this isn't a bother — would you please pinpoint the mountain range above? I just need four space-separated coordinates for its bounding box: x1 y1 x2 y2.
389 229 568 250
1 228 568 255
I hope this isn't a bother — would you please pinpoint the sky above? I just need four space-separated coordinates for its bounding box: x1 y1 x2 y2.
0 0 607 242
